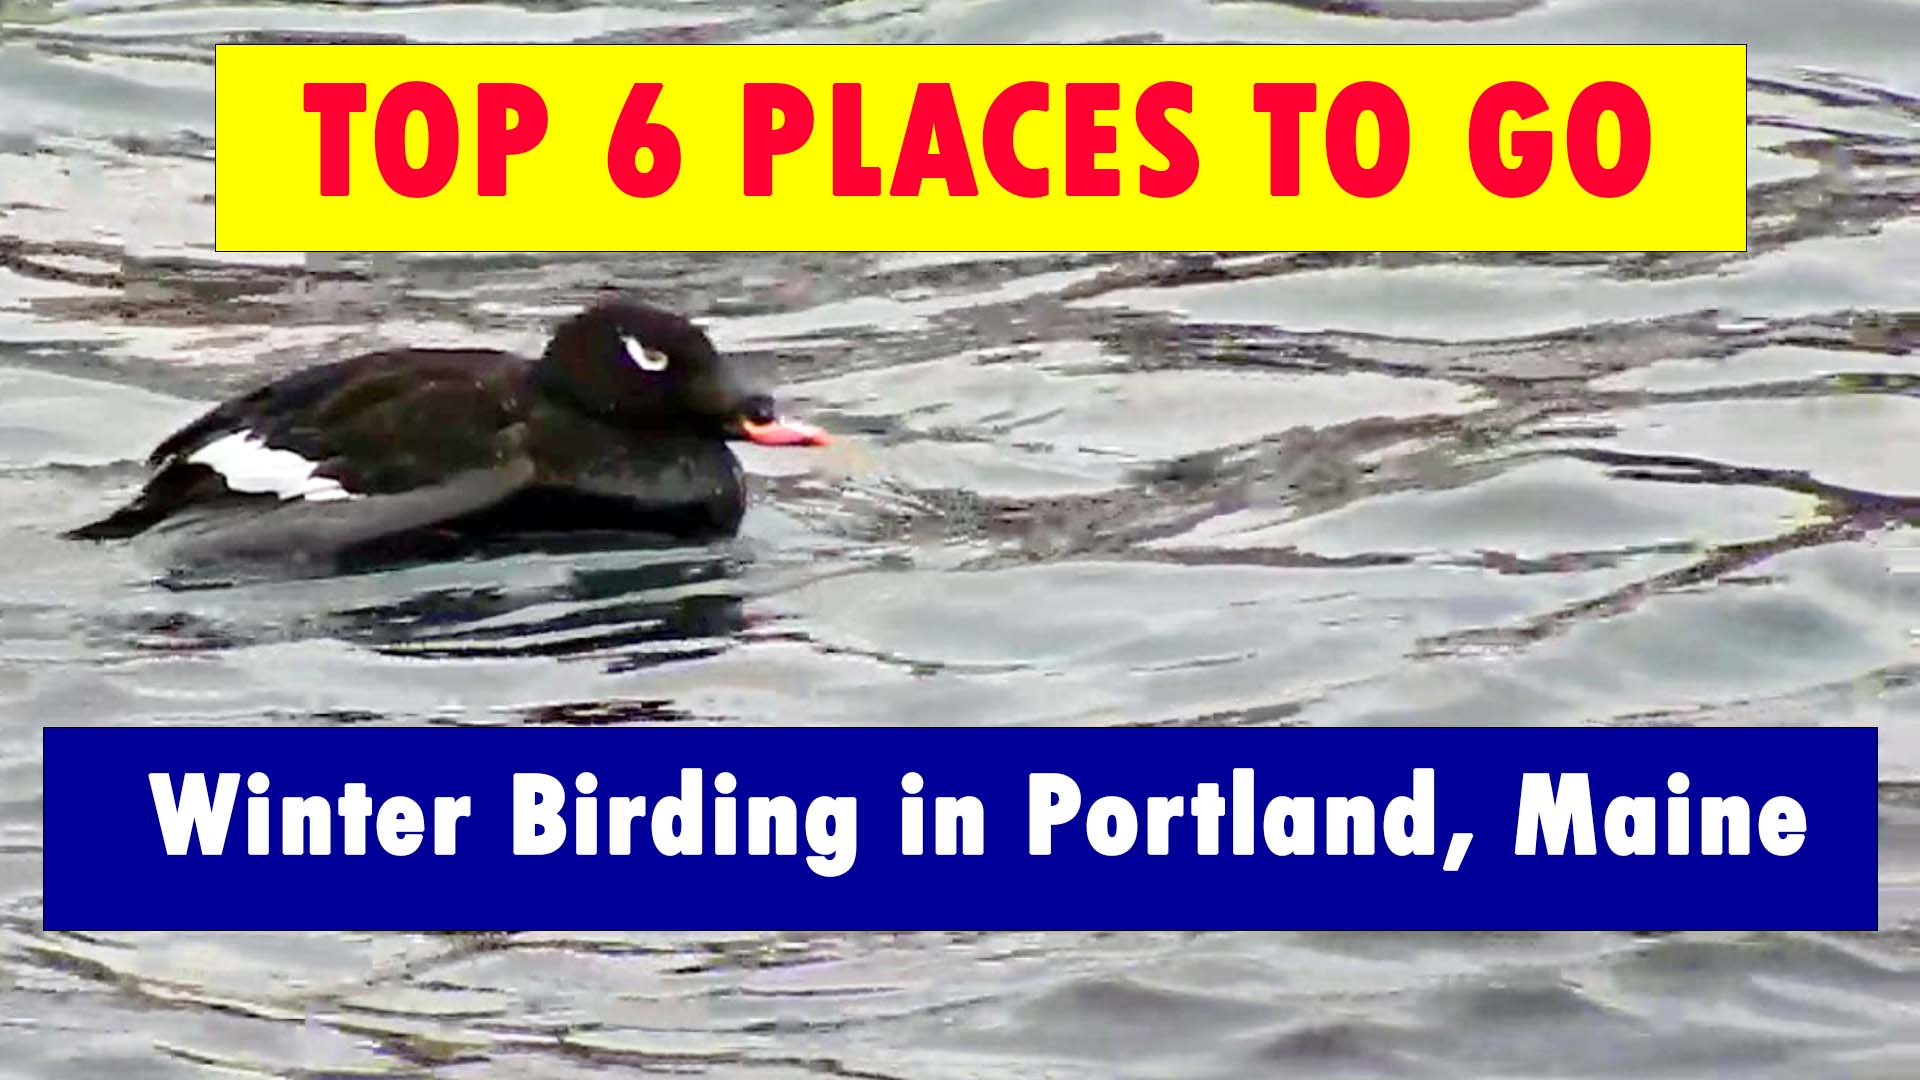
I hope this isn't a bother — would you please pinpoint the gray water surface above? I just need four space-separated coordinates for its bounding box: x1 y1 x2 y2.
3 1 1919 1077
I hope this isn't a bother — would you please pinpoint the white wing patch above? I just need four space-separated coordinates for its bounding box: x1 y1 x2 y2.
187 431 357 503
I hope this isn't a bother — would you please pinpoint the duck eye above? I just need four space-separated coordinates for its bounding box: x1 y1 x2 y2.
622 335 670 373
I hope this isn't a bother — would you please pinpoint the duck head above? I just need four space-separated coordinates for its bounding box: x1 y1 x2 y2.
535 299 829 447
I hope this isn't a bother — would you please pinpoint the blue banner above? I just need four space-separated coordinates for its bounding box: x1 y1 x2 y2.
44 726 1876 930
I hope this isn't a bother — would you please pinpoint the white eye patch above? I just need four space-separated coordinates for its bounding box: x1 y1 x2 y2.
622 334 671 372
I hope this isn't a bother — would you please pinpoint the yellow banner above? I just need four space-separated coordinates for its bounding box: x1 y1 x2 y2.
215 44 1747 252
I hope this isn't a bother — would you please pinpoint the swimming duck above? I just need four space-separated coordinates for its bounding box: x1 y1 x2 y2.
67 298 828 563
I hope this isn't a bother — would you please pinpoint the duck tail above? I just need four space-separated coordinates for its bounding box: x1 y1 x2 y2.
64 498 169 541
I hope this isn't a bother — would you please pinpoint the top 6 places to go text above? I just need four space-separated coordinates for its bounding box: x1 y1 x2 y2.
214 44 1746 252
